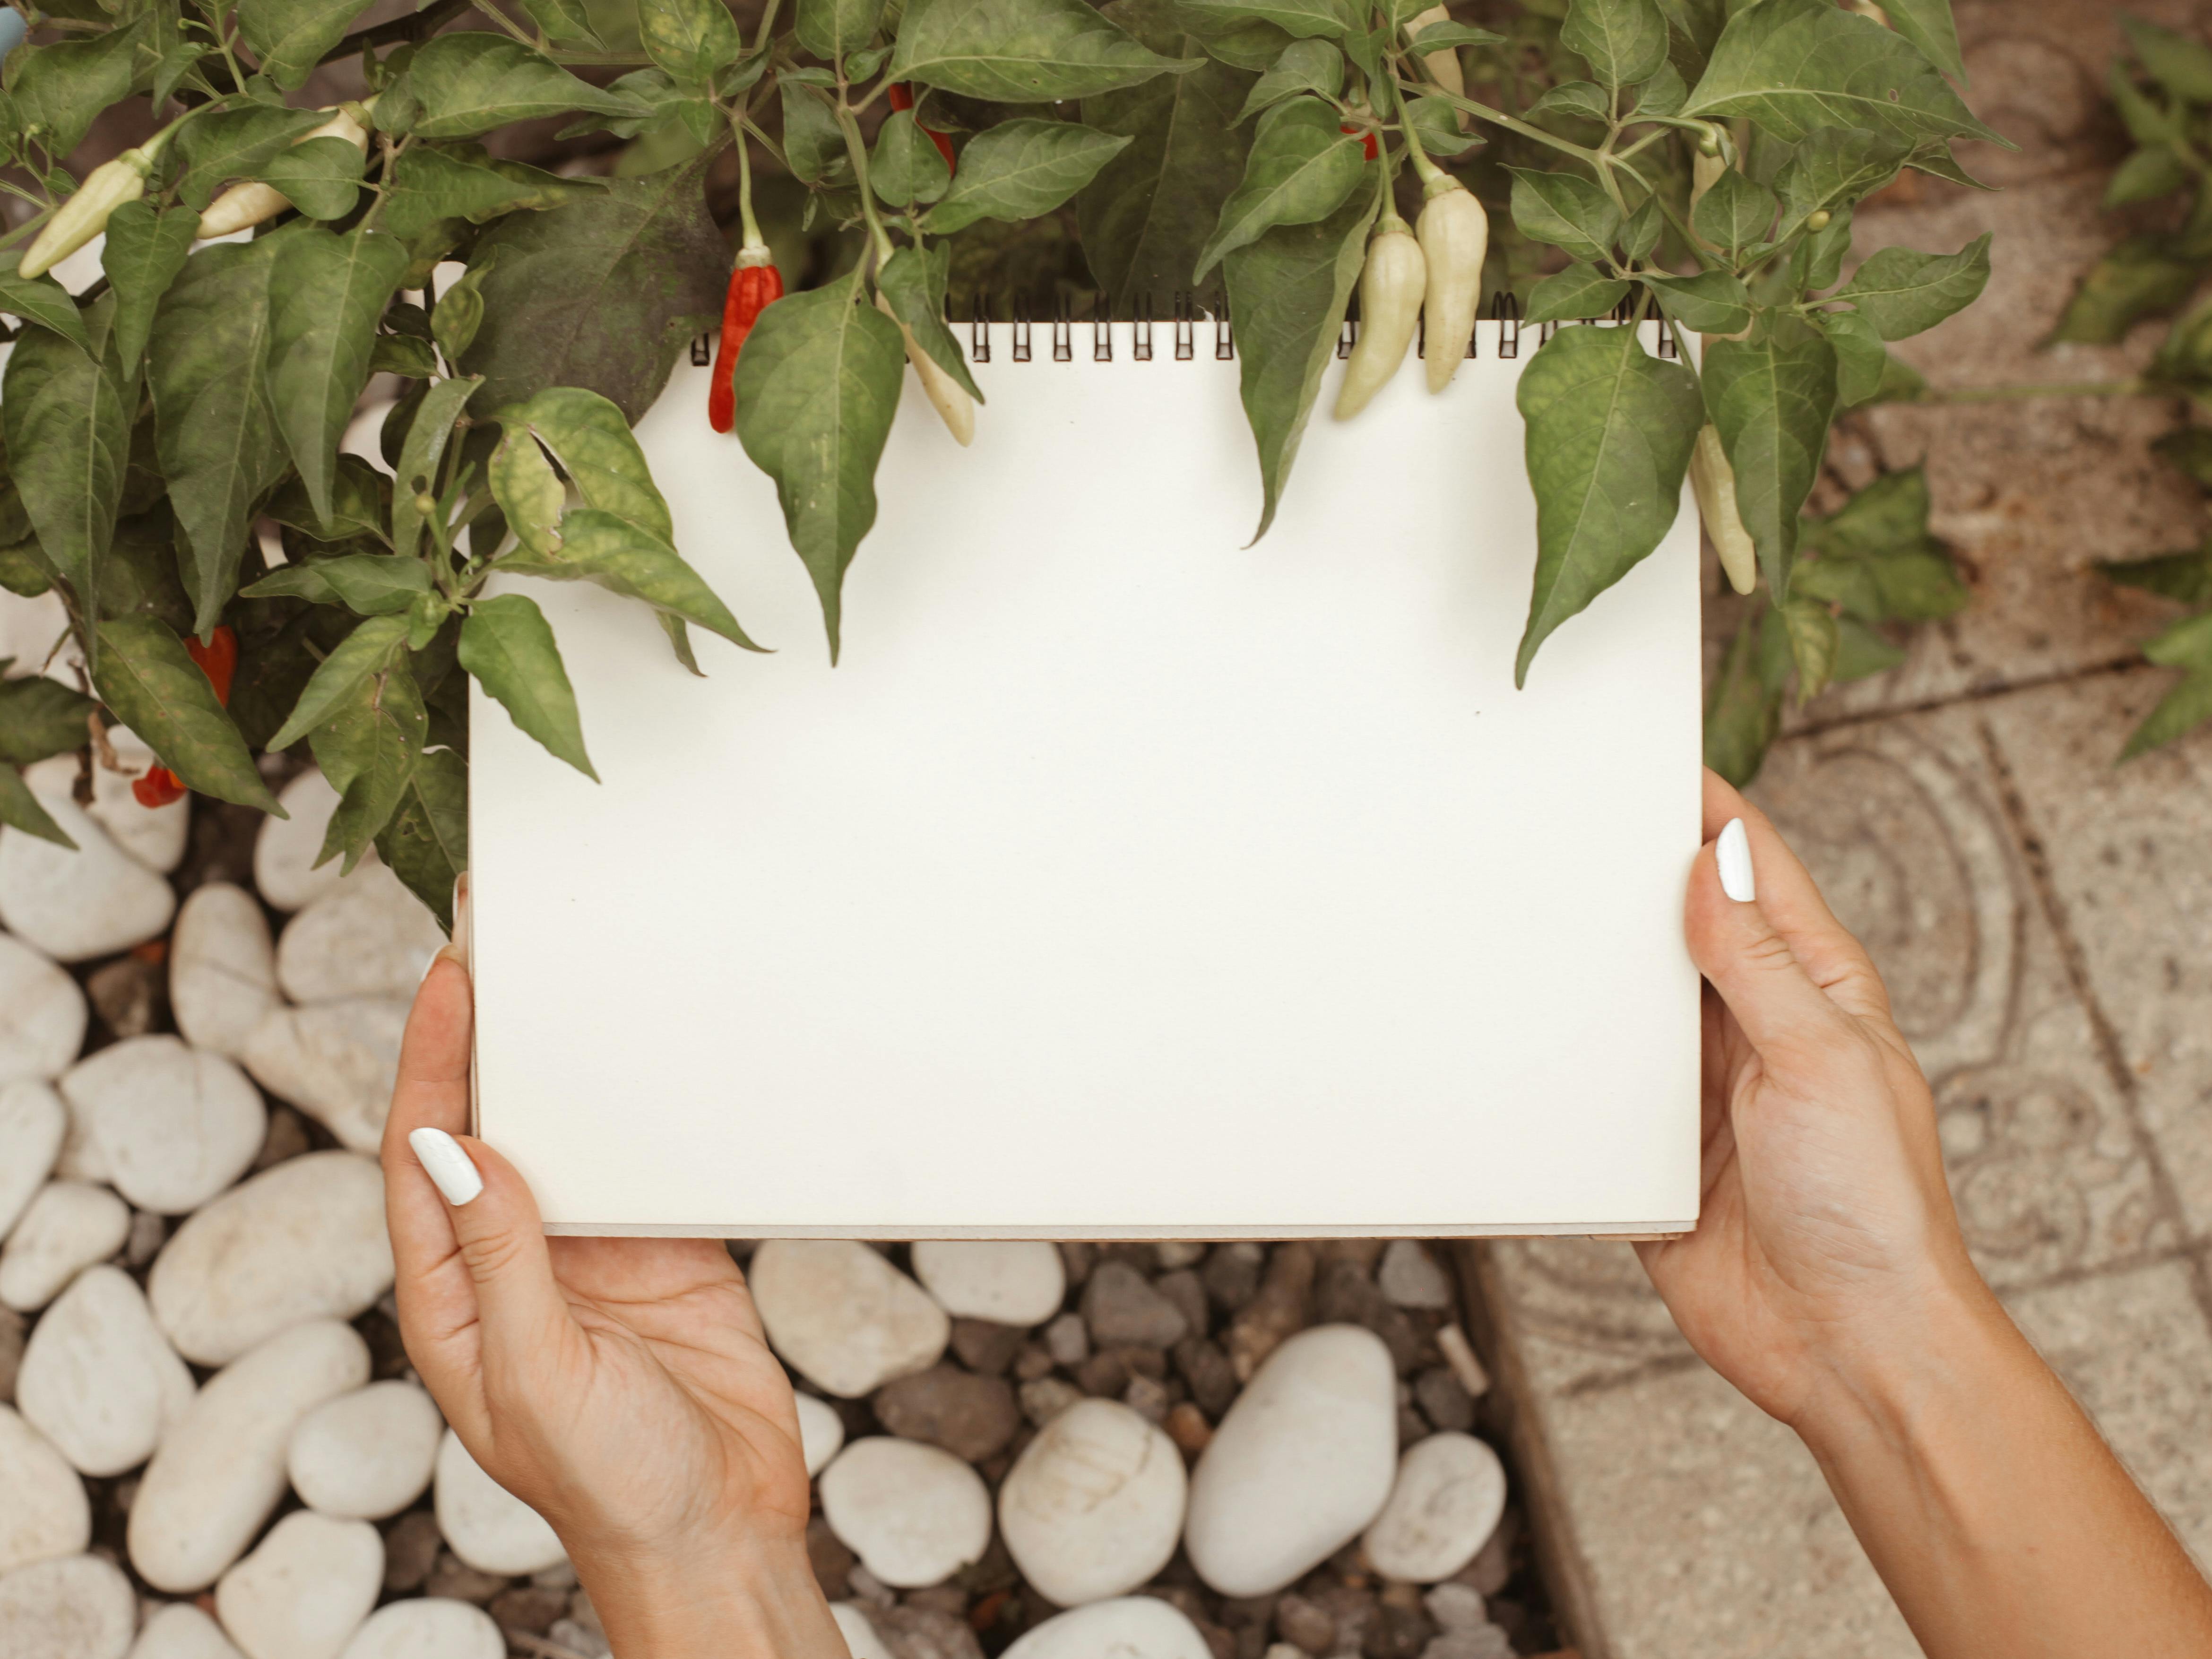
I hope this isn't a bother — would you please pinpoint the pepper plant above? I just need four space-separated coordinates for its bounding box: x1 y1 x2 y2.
0 0 2003 921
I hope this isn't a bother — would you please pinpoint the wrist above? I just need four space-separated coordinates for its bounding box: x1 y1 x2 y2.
569 1528 844 1659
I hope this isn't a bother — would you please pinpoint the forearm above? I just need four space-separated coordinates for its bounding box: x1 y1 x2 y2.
571 1531 848 1659
1795 1275 2212 1659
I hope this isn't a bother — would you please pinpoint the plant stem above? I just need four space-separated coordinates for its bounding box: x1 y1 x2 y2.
1394 79 1602 166
752 0 786 58
833 84 897 267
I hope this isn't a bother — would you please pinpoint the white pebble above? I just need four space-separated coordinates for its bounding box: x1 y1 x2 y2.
1002 1597 1213 1659
129 1320 371 1592
0 1553 136 1659
749 1240 949 1398
797 1391 845 1477
60 1037 265 1216
148 1151 393 1366
26 726 189 874
1184 1325 1398 1597
130 1603 246 1659
240 999 408 1154
0 936 86 1088
336 1599 505 1659
830 1604 895 1659
0 1182 131 1312
0 790 175 962
999 1399 1186 1607
287 1382 443 1521
1362 1434 1506 1584
276 864 445 1004
215 1511 381 1659
819 1437 992 1589
1377 1240 1454 1310
910 1241 1067 1327
253 771 371 913
433 1430 567 1576
169 885 278 1060
0 1406 88 1575
0 1080 65 1240
16 1265 195 1476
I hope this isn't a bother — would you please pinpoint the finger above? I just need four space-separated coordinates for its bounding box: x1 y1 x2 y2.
407 1127 574 1376
1700 770 1892 1023
1685 820 1859 1070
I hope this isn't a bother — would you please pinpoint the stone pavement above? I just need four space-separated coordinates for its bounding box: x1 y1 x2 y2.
1461 4 2212 1655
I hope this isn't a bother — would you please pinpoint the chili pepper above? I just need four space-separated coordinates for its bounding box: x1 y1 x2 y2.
1340 125 1379 163
1688 426 1758 595
1333 214 1426 421
886 83 957 173
20 147 154 279
199 105 374 240
1406 4 1467 115
1416 178 1487 393
131 625 237 809
707 245 784 434
875 293 975 447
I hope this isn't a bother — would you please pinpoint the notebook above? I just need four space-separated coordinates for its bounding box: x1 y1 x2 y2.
468 314 1704 1238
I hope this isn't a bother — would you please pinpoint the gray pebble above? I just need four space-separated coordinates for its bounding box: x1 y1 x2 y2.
1081 1262 1190 1348
1043 1311 1089 1368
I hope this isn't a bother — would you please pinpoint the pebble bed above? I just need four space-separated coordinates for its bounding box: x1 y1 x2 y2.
0 726 1561 1659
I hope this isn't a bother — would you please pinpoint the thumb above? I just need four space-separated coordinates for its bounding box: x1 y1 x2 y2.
1686 817 1855 1067
405 1127 570 1361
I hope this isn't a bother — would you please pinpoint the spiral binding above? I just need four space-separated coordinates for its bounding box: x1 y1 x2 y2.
692 291 1669 368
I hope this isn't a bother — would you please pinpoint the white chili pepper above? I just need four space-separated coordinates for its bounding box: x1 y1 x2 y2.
198 105 373 239
1688 424 1758 595
1407 5 1467 111
1334 213 1426 421
1416 178 1487 394
18 147 155 278
875 293 975 447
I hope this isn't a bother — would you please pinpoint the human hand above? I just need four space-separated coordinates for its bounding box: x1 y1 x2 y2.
1637 771 1998 1431
380 885 844 1659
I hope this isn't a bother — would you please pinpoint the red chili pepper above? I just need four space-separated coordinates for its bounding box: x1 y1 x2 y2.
886 82 958 172
1343 125 1379 162
707 253 785 434
133 624 237 807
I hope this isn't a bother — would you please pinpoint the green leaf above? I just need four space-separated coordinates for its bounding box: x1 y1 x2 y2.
2143 610 2212 670
1525 264 1630 323
398 35 654 139
372 334 441 379
1777 592 1837 703
1527 80 1613 122
1508 167 1620 264
269 228 411 531
173 106 328 212
926 119 1132 233
2107 146 2191 211
0 674 96 766
2123 17 2212 104
91 616 283 812
1770 126 1907 239
1832 233 1991 340
1236 38 1341 121
1560 0 1668 90
238 0 379 89
731 279 906 659
0 271 87 354
0 766 74 850
268 613 412 752
889 0 1197 102
1177 0 1348 42
873 111 954 207
243 553 432 615
1681 0 2005 149
1876 0 1961 82
1193 99 1366 282
489 434 567 558
1223 177 1376 543
1703 312 1836 598
498 386 673 539
432 251 499 365
1703 599 1780 788
459 593 596 779
1634 60 1688 118
462 157 726 424
310 656 427 869
148 235 290 633
642 0 746 90
1514 323 1702 686
2122 668 2212 760
501 508 765 652
267 455 391 544
1643 268 1751 335
4 304 128 646
1831 613 1906 683
781 81 855 188
375 745 467 928
391 375 483 556
1407 94 1481 159
795 0 884 62
3 20 152 162
1820 306 1891 407
99 203 195 379
1079 0 1258 312
521 0 605 44
2101 548 2212 608
380 146 593 243
876 249 985 401
252 135 364 220
1409 20 1505 51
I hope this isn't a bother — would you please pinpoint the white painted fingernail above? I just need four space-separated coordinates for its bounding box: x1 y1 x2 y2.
409 1127 484 1206
1716 818 1756 903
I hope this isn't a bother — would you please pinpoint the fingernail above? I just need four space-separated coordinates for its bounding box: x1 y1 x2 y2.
1716 817 1756 903
409 1127 484 1206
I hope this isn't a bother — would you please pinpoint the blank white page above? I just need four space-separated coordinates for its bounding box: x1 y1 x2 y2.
469 318 1704 1237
